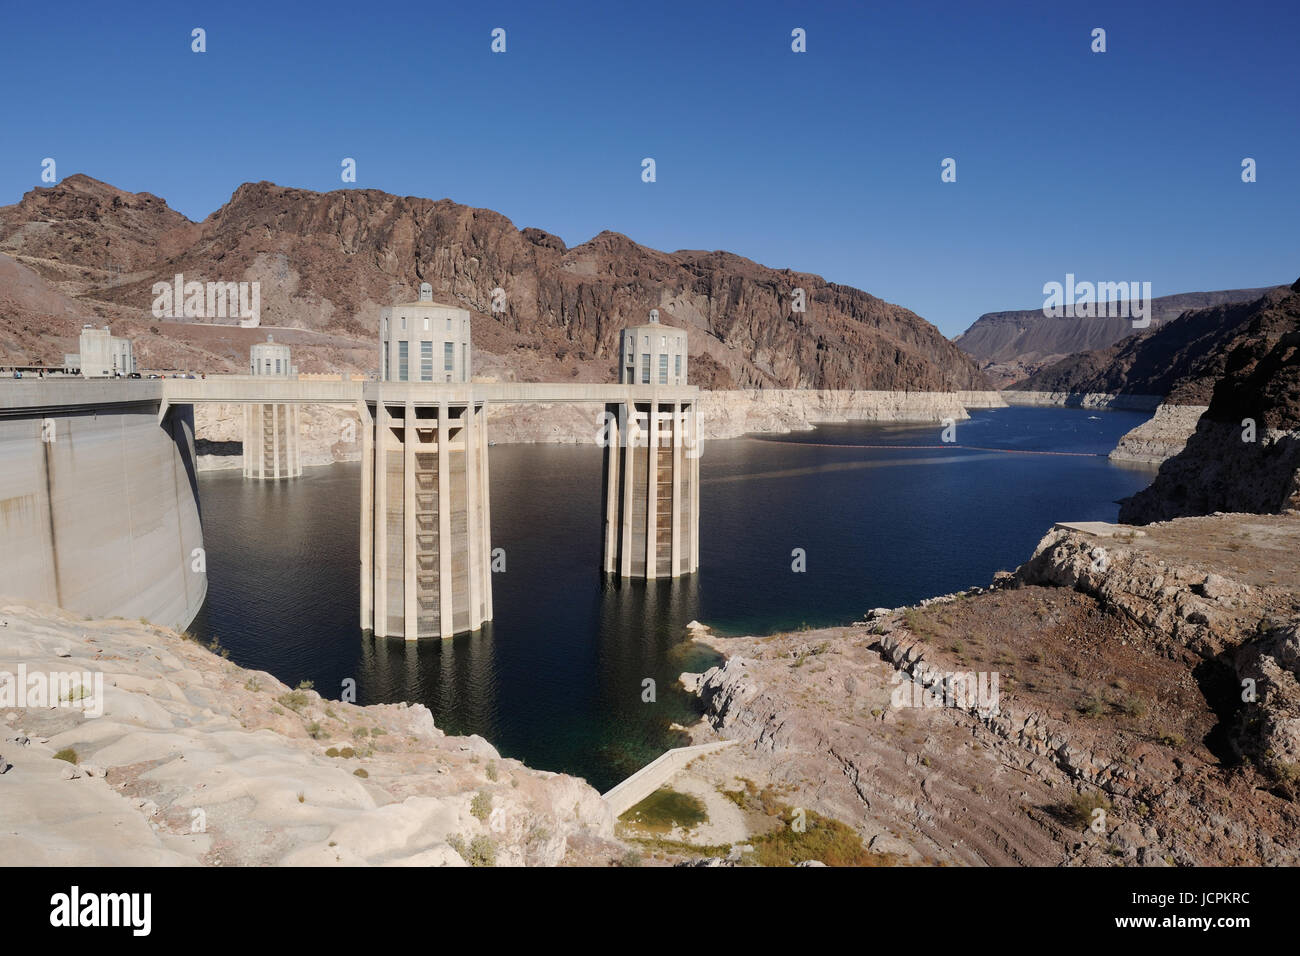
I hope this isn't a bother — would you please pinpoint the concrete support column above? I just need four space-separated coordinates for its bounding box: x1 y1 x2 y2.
290 404 300 477
645 401 659 579
437 402 453 639
620 403 635 578
690 401 700 572
242 404 250 477
272 404 281 479
479 404 493 622
602 403 620 574
373 399 389 637
403 400 417 639
465 401 482 630
671 400 682 575
257 404 266 479
359 401 373 630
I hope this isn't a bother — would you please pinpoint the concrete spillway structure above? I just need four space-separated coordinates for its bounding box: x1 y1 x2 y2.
243 336 300 479
603 312 700 578
0 380 206 631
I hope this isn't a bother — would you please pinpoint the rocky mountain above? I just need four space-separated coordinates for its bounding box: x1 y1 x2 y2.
1010 286 1291 403
0 175 989 392
1118 278 1300 523
958 287 1279 386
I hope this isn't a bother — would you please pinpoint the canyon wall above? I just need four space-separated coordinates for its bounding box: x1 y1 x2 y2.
1108 403 1208 465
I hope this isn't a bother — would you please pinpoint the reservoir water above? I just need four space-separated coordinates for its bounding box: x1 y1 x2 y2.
189 406 1157 791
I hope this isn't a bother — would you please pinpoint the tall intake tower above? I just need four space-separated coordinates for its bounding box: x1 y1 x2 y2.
360 284 491 639
602 310 699 578
244 335 301 479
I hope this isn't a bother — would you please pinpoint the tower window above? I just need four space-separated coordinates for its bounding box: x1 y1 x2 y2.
398 341 409 381
444 341 454 371
640 353 650 384
420 341 433 381
659 354 668 384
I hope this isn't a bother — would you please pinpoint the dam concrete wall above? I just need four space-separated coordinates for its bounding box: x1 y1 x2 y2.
0 382 206 631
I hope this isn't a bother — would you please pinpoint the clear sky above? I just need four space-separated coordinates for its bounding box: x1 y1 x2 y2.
1 0 1296 336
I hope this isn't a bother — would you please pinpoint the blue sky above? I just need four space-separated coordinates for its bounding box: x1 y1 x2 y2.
1 0 1296 336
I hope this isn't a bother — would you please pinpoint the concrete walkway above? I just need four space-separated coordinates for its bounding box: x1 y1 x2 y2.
602 740 738 818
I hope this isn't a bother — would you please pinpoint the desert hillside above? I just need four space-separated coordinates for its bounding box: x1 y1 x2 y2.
0 175 988 392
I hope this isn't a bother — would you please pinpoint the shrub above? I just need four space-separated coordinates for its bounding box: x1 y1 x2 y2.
353 768 369 778
1063 791 1112 830
1118 696 1146 718
1076 694 1106 718
467 835 496 866
485 760 498 782
53 748 78 765
277 690 310 713
470 791 492 822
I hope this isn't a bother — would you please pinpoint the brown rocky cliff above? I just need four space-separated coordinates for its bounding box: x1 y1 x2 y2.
1118 278 1300 523
0 176 989 391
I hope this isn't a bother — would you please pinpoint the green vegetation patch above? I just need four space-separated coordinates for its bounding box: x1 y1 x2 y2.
620 786 708 833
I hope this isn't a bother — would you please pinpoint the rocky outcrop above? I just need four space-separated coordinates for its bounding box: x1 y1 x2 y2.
1234 620 1300 788
1015 523 1260 658
1108 403 1208 464
1119 422 1300 522
1117 281 1300 523
0 603 618 866
680 513 1300 865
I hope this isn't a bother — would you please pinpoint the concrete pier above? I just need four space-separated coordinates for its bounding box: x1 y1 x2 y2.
361 389 492 639
602 399 700 578
242 402 301 479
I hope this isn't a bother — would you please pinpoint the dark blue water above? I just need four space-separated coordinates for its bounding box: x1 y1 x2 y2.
189 406 1156 790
